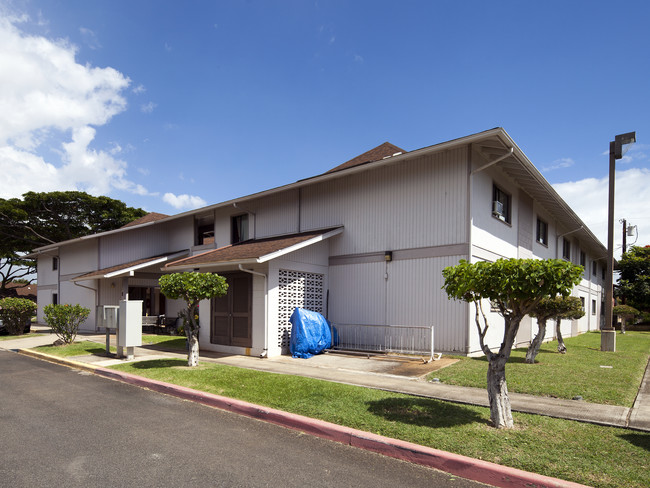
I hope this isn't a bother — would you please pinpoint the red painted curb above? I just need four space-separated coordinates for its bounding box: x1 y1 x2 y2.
94 366 590 488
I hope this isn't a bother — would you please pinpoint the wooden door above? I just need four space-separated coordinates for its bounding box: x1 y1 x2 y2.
210 273 252 347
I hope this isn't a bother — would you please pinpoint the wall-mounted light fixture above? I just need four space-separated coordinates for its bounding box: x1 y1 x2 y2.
384 251 393 262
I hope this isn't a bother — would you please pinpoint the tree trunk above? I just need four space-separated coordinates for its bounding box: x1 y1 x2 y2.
187 332 199 367
525 319 546 364
556 318 566 354
620 317 626 334
486 355 513 428
184 302 201 367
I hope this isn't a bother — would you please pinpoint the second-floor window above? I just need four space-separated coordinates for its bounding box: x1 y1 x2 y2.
580 251 586 267
536 218 548 246
562 238 571 261
492 185 511 224
592 260 597 276
231 214 249 244
52 256 59 271
195 216 215 246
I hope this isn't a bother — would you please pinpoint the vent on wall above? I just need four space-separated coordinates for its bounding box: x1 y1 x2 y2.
277 269 324 350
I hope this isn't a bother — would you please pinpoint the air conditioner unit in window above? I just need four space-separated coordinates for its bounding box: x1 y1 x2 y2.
492 200 504 217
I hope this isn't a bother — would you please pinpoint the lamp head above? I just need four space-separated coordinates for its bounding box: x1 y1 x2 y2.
613 131 636 159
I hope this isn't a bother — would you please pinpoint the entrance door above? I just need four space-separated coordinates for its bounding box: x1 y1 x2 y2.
211 273 252 347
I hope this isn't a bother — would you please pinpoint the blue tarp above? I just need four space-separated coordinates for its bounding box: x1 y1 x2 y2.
289 308 332 359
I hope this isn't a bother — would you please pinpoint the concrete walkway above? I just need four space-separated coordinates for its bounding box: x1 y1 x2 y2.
2 329 648 432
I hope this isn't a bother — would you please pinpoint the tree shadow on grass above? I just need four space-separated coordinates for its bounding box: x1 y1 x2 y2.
366 397 488 428
618 432 650 452
127 358 187 369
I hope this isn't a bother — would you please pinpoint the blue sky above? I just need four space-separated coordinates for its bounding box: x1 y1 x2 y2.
1 0 649 253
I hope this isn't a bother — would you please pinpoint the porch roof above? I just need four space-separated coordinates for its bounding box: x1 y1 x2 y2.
165 227 343 270
71 250 189 281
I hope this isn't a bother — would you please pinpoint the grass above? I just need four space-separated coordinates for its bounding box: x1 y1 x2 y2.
35 340 116 357
429 331 650 406
109 358 650 488
32 334 185 357
140 334 186 350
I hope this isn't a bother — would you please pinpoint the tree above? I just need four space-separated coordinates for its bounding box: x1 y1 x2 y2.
616 245 650 312
554 296 584 353
0 191 147 297
43 304 90 344
527 295 583 362
0 297 37 335
612 304 641 334
159 272 228 367
442 258 583 428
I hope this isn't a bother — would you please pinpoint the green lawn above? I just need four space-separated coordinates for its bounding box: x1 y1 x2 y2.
140 334 186 350
430 331 650 406
33 335 185 356
109 358 649 488
35 341 115 357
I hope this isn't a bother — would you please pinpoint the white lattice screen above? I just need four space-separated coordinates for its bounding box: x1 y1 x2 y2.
277 269 325 348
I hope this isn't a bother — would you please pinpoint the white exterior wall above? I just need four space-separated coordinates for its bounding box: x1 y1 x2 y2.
301 149 469 254
328 254 469 354
99 224 170 268
53 240 99 331
36 252 60 324
469 158 604 354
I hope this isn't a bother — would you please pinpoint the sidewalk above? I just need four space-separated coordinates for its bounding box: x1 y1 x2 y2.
3 329 648 432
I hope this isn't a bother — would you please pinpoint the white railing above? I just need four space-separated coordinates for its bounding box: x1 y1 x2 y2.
329 324 441 362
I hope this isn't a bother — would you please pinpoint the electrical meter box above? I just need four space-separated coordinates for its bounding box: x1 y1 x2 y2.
117 300 143 348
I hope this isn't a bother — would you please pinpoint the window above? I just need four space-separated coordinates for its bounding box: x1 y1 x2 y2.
52 293 58 305
492 185 511 224
592 299 596 315
601 301 605 316
580 297 585 310
601 266 605 280
231 214 249 244
562 238 571 260
195 216 214 246
536 218 548 246
592 261 597 276
52 256 59 271
580 251 586 267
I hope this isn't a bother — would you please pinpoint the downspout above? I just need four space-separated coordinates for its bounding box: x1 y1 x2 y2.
238 264 268 358
73 280 99 329
555 226 584 260
233 203 257 239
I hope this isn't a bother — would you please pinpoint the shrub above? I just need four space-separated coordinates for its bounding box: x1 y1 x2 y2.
43 304 90 344
0 297 37 335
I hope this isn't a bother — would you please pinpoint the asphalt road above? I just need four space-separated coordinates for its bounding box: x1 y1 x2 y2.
0 350 489 487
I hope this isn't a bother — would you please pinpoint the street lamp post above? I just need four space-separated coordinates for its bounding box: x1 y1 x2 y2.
602 131 636 352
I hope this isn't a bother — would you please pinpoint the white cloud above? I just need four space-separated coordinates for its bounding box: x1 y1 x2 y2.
132 84 146 94
543 157 575 172
163 192 207 210
0 14 156 200
553 168 650 257
140 101 157 113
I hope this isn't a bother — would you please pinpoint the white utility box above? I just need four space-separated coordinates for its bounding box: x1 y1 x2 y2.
117 300 142 359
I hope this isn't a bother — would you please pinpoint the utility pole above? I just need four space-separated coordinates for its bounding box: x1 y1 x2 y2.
622 219 627 254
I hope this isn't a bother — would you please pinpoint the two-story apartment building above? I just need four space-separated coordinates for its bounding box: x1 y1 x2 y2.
32 128 606 357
